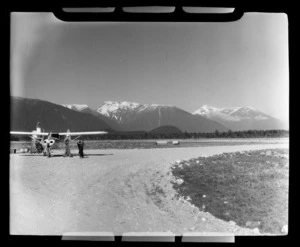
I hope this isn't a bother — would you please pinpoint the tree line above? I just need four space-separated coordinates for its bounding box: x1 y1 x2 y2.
10 129 289 141
96 129 289 140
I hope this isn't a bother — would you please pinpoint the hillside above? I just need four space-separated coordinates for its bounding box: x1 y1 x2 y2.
10 96 113 132
149 125 183 134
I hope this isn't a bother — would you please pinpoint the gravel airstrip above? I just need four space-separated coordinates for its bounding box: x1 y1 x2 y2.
10 139 288 236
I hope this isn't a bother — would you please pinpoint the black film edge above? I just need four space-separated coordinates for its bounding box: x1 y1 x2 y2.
52 6 244 22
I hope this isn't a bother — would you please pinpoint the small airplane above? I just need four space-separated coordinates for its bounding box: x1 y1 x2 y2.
10 122 108 157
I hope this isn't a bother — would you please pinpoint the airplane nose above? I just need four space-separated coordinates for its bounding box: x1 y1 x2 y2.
44 140 55 146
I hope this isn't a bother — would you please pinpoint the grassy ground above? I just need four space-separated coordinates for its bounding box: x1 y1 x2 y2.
171 149 289 234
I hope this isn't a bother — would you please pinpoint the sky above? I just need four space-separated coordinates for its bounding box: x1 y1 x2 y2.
10 12 289 123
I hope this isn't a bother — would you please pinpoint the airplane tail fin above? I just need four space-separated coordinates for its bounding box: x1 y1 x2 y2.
67 129 71 141
36 122 41 133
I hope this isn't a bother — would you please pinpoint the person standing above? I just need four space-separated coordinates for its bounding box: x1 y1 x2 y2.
36 140 43 153
45 143 51 157
77 138 84 158
63 136 73 157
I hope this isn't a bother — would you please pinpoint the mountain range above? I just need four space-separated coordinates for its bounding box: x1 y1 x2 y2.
10 96 288 133
63 101 228 133
96 101 228 132
193 105 288 131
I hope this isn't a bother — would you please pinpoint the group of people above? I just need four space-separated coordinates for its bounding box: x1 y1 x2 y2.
41 136 85 158
63 136 85 158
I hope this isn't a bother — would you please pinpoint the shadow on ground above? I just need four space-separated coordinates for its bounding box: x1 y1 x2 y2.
84 154 114 157
18 153 114 157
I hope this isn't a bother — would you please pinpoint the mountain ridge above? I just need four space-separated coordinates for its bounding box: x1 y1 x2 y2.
193 104 288 131
11 97 286 134
93 101 228 132
10 96 113 132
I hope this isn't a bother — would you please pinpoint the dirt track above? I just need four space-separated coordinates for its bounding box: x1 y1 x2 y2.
10 142 288 235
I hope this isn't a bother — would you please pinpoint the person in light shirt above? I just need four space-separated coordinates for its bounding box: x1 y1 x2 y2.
63 136 73 157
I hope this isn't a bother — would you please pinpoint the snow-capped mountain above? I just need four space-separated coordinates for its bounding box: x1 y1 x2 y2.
95 101 228 132
61 104 89 111
18 97 287 133
97 101 175 123
194 105 270 121
193 105 287 131
61 103 122 131
96 101 142 121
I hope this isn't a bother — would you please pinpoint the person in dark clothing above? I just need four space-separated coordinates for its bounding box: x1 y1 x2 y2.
63 136 73 157
77 139 84 158
46 143 51 157
36 141 43 153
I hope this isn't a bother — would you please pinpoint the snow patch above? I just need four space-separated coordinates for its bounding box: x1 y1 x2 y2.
193 104 270 122
254 115 269 120
96 101 176 122
62 104 89 111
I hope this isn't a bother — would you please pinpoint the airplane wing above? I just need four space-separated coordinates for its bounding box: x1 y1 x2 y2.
10 131 49 136
58 131 108 136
